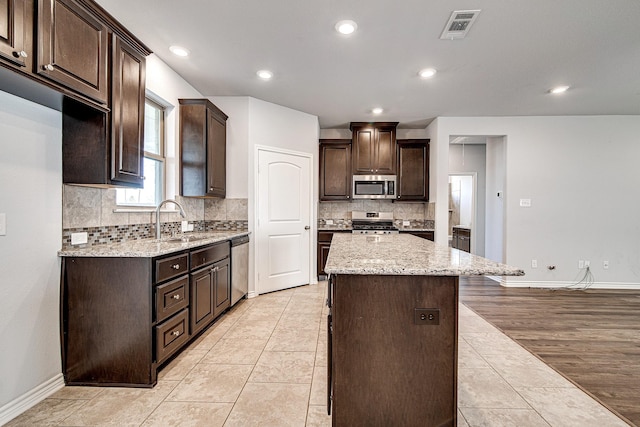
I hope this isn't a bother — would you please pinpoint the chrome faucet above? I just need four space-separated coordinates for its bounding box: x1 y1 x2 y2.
155 199 186 240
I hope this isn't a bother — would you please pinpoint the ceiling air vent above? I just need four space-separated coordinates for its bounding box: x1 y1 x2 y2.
440 10 481 40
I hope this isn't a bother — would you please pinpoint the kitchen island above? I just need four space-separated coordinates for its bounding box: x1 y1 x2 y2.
324 233 523 426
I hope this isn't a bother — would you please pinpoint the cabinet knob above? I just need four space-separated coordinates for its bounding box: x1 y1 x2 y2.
209 187 214 191
172 330 180 337
346 195 350 198
14 50 28 58
172 294 181 300
43 64 54 71
171 264 180 270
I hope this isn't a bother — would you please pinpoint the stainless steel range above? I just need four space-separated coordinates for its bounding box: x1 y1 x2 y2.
351 211 399 235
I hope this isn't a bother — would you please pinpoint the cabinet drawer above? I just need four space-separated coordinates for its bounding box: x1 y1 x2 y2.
156 253 189 283
191 242 229 270
155 309 189 363
155 276 189 322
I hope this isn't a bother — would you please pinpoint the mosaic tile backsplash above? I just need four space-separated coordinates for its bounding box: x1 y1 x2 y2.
62 220 248 249
62 185 248 249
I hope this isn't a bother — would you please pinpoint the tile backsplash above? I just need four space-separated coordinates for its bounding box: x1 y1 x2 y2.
318 200 434 223
62 185 248 248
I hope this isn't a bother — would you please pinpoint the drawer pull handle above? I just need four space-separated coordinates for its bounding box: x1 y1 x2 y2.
14 50 28 58
172 330 180 337
171 264 180 270
172 294 181 300
43 64 54 71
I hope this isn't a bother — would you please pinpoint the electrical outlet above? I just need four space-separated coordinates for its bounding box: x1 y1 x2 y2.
603 260 609 269
531 259 538 268
71 232 88 245
325 219 334 225
0 213 6 236
519 198 531 207
578 260 584 269
403 220 410 226
181 220 189 232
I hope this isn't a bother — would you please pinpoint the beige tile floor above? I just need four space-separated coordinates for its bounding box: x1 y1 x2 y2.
5 281 629 427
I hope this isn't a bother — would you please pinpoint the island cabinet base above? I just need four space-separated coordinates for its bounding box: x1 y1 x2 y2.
329 274 458 427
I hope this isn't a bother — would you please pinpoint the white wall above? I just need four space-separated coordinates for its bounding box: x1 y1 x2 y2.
485 137 506 263
210 97 320 293
449 144 487 255
0 91 63 422
433 116 640 288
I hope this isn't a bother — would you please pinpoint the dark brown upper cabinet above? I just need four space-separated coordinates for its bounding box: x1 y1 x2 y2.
110 35 145 186
350 122 398 175
0 0 30 68
37 0 109 104
397 139 429 201
319 139 352 201
180 99 228 198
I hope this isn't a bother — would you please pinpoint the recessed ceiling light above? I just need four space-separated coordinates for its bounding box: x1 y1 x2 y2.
256 70 273 80
419 68 437 79
549 85 569 94
335 20 358 35
372 107 384 115
169 45 190 57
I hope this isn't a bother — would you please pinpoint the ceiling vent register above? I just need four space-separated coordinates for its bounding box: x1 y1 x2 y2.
440 10 481 40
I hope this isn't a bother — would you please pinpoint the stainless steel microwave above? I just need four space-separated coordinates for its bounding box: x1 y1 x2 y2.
352 175 397 199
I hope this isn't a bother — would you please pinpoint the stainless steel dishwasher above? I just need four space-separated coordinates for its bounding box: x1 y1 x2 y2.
230 234 249 305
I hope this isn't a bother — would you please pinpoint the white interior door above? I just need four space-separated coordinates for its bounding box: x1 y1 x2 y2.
256 147 312 294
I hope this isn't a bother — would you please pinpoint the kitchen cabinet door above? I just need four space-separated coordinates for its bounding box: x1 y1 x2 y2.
397 139 429 201
0 0 29 67
319 139 351 201
350 122 398 175
190 266 215 336
110 34 145 187
37 0 109 104
213 258 230 317
180 98 228 197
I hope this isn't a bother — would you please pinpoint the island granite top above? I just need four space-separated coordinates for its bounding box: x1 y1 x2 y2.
324 233 524 276
58 231 250 258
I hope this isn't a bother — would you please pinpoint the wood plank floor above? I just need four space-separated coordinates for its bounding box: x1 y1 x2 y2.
459 276 640 427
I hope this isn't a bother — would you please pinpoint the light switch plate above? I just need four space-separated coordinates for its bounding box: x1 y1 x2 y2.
325 219 334 225
71 232 88 245
181 220 189 232
519 198 532 207
403 220 410 226
0 213 6 236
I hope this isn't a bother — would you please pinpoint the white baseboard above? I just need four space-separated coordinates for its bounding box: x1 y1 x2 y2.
247 291 258 299
0 373 65 425
501 279 640 290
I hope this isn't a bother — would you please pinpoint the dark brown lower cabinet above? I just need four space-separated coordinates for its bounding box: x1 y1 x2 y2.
452 227 471 253
61 241 231 387
328 274 458 426
400 230 434 241
317 230 349 278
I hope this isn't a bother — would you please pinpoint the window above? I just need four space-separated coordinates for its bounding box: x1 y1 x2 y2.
117 99 165 206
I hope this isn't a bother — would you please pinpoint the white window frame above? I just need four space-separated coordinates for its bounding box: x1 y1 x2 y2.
116 98 166 207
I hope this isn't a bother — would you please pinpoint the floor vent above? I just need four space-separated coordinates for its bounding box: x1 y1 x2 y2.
440 10 481 40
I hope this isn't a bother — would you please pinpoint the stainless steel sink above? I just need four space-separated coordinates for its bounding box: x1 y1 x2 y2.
165 235 207 243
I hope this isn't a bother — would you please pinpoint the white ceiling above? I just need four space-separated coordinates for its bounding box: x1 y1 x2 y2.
96 0 640 129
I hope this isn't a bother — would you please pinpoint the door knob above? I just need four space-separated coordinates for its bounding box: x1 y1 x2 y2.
304 226 310 230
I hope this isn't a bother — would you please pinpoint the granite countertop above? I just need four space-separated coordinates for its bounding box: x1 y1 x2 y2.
58 231 250 258
324 233 524 276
